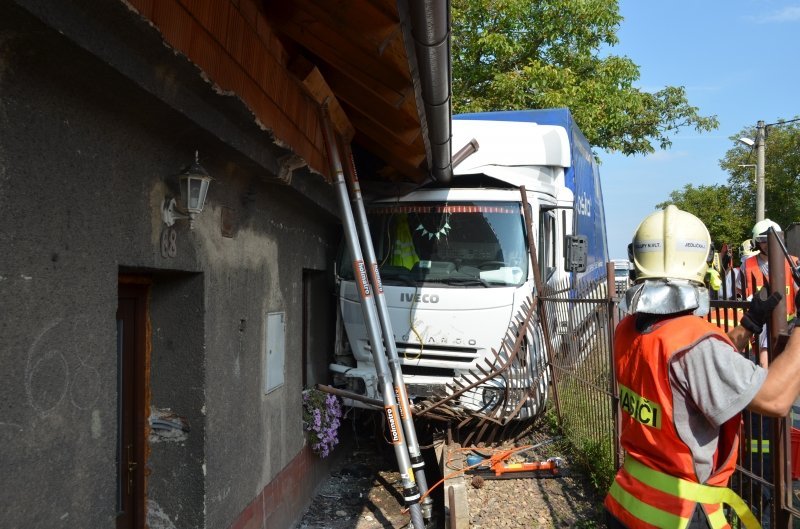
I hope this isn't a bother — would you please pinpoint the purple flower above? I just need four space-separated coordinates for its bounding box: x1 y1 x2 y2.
301 388 342 458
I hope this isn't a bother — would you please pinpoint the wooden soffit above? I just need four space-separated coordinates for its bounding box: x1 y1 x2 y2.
263 0 430 184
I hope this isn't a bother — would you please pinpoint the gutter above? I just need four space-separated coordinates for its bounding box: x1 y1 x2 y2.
403 0 453 184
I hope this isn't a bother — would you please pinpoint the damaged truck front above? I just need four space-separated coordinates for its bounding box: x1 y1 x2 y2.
331 109 608 422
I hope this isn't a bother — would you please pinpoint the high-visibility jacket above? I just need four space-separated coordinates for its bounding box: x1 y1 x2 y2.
605 315 760 529
707 305 744 332
742 254 798 316
706 268 722 292
391 214 419 270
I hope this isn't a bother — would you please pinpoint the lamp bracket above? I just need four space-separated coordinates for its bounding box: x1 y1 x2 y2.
162 198 189 227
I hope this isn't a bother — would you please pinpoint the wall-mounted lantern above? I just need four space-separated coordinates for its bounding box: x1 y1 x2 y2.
162 151 213 230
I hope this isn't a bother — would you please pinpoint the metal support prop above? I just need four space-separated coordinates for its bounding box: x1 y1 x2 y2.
767 230 791 529
520 186 561 418
341 142 434 523
320 106 425 529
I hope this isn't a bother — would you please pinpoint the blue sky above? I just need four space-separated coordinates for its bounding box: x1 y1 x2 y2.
599 1 800 259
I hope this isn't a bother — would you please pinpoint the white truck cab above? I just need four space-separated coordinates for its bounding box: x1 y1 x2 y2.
331 110 607 421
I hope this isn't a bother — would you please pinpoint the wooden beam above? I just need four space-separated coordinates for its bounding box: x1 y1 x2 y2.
287 0 400 54
288 54 354 143
318 62 419 128
265 3 412 104
345 101 420 146
353 132 427 182
286 0 409 74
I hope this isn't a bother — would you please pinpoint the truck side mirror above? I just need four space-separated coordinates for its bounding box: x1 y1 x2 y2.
564 235 588 273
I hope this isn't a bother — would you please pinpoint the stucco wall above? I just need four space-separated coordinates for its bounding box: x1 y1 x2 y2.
0 3 339 528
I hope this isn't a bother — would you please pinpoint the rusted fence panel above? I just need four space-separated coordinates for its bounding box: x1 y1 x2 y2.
541 265 620 484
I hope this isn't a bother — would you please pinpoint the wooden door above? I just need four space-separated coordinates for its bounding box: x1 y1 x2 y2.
116 281 148 529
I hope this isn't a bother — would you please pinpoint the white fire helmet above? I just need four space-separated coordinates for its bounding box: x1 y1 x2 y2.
752 218 782 243
630 205 712 285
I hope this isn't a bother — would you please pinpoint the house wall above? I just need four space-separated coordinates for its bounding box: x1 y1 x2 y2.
0 2 341 528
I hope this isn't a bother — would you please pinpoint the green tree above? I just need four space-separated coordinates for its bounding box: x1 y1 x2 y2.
451 0 719 155
656 184 750 250
719 119 800 232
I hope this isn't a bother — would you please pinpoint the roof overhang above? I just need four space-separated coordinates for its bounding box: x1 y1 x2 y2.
263 0 452 187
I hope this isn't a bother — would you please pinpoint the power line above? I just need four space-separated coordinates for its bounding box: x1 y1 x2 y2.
765 117 800 129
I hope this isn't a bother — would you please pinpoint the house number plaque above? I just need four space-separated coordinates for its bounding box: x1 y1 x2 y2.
160 227 177 258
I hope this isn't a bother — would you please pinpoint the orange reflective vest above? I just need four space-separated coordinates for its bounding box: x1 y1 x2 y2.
742 254 798 316
707 306 744 332
605 315 760 529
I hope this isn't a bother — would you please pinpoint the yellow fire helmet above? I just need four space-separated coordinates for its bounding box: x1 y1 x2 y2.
630 205 712 285
740 239 760 259
752 218 782 243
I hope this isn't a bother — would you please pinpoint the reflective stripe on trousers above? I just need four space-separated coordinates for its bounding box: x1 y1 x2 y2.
749 439 770 454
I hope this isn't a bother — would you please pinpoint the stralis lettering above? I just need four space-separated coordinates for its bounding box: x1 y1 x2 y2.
385 406 402 444
401 293 439 303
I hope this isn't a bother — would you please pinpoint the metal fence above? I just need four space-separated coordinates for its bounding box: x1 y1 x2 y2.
710 299 800 529
542 260 800 528
540 263 621 487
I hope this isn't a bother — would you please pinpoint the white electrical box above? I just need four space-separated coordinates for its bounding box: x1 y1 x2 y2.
264 312 285 393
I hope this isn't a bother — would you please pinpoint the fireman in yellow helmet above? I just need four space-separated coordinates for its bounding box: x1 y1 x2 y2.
605 205 800 529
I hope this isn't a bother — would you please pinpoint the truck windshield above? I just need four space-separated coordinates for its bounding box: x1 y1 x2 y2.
339 201 528 287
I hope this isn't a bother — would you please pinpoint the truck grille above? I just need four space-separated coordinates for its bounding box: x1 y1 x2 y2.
394 342 479 364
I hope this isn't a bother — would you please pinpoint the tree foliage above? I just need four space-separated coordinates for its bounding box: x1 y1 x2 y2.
655 185 751 250
451 0 719 155
660 118 800 252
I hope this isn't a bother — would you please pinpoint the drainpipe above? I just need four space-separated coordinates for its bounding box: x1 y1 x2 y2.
407 0 452 183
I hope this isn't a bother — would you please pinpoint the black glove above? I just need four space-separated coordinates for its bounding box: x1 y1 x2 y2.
741 288 783 334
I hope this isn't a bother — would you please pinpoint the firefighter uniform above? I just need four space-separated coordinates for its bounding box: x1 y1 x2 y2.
607 206 775 529
605 315 760 529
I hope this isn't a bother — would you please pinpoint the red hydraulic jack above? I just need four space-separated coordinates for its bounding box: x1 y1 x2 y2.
466 450 564 479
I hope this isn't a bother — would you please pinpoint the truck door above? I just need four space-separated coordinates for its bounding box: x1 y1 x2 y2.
538 209 560 286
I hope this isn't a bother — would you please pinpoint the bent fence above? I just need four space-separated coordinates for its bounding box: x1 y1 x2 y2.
543 263 800 528
540 264 620 490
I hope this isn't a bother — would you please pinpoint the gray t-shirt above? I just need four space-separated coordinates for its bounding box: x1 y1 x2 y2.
669 336 767 482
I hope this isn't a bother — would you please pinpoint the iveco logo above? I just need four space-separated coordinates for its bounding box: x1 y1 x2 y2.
401 293 440 303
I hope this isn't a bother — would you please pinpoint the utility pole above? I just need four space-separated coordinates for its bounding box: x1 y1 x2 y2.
755 120 766 222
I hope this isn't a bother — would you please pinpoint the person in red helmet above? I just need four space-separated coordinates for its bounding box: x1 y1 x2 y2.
604 206 800 529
